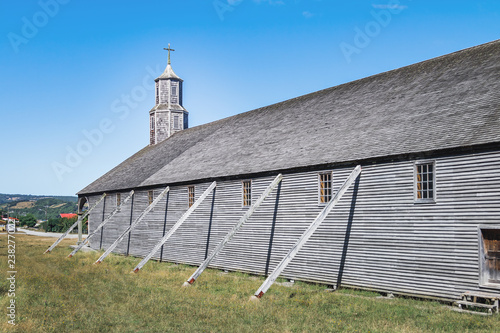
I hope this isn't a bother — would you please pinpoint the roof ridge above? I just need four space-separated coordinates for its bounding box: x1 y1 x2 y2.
176 39 500 132
157 39 500 142
79 39 500 195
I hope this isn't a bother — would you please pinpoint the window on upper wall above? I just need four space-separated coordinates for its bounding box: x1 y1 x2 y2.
116 193 121 207
148 191 154 206
171 84 178 103
415 161 436 203
173 115 180 129
242 180 252 206
188 186 195 207
318 172 332 204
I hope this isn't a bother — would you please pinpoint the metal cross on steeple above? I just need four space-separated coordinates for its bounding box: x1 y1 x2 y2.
163 43 175 65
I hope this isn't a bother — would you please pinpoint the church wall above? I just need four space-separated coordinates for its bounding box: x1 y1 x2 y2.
86 149 500 301
155 111 169 143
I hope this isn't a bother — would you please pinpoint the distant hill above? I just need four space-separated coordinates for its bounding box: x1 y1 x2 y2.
0 193 77 205
0 193 78 220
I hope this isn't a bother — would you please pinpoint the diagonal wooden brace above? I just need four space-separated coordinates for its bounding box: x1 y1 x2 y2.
252 165 361 299
133 181 217 273
184 174 283 286
68 190 134 258
44 193 106 254
94 186 170 264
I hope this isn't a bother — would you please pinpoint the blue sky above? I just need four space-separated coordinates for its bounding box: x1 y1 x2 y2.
1 0 499 196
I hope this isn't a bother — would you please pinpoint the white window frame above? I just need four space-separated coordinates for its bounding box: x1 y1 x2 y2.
414 160 436 204
188 186 195 207
242 180 252 207
173 115 180 130
318 172 333 205
148 190 154 206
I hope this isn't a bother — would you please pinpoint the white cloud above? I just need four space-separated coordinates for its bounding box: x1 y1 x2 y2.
302 11 314 19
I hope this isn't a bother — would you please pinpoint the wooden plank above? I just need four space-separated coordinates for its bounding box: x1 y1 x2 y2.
44 193 106 254
132 181 217 273
184 174 283 285
82 150 500 301
252 165 361 299
68 190 134 258
94 187 170 264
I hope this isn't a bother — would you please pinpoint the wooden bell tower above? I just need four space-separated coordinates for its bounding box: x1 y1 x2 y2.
149 44 188 145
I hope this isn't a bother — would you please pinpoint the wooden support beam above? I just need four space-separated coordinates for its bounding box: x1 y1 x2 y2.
252 165 361 299
44 193 106 254
184 174 283 286
132 181 217 273
94 187 170 264
68 190 134 258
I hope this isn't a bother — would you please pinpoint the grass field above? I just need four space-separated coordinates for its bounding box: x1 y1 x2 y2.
9 201 35 210
0 233 499 332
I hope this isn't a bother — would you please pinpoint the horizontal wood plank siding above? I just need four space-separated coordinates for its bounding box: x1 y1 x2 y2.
86 150 500 300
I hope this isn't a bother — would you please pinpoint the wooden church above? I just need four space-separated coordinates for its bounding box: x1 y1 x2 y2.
78 40 500 304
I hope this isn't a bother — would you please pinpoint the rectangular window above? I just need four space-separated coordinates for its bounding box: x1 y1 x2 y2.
318 172 332 204
415 161 435 202
242 180 252 206
148 191 154 206
116 193 121 206
188 186 195 207
173 115 180 130
171 86 177 96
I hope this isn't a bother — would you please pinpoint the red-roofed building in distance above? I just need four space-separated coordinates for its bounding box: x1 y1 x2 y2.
2 217 19 223
60 213 77 219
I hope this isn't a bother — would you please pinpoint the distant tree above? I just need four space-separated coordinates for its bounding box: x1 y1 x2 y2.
19 214 37 228
43 218 61 232
60 216 77 231
41 216 86 233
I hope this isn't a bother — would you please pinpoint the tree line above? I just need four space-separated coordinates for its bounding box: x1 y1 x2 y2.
17 214 88 233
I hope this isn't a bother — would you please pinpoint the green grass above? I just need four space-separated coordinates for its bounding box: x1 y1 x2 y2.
0 234 499 332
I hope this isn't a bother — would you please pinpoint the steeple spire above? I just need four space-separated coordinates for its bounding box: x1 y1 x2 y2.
164 43 175 65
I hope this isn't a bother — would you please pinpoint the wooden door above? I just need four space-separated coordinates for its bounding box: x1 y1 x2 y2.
481 229 500 285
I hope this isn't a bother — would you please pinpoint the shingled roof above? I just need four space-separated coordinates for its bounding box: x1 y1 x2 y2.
79 40 500 195
156 63 183 81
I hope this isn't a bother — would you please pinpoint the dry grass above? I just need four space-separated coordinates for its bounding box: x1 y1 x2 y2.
9 201 35 210
0 234 499 332
48 203 66 209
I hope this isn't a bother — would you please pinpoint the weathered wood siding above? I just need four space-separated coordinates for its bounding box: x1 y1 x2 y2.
86 150 500 300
